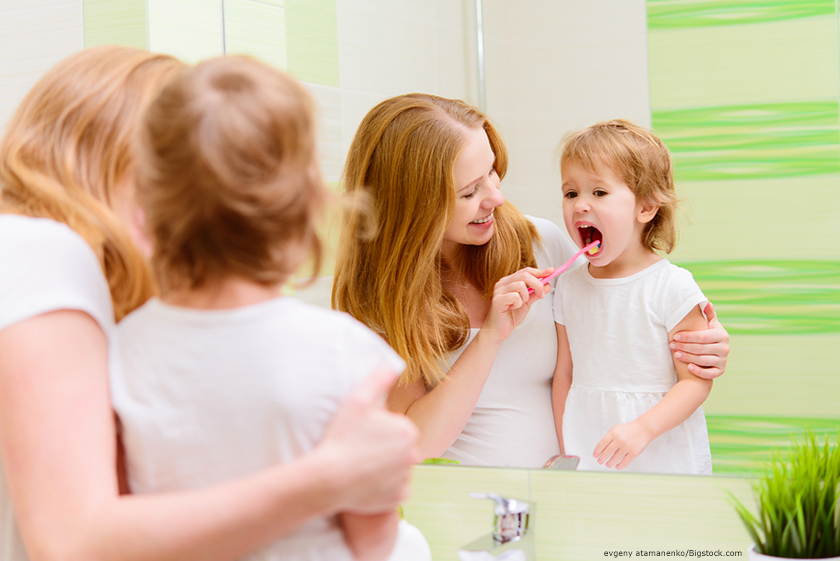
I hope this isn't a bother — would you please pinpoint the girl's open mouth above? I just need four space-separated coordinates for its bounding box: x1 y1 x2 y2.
577 224 603 255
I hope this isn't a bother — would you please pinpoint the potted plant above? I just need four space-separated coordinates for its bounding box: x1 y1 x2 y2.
729 430 840 560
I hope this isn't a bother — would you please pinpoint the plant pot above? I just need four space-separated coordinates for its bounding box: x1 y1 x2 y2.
749 545 840 561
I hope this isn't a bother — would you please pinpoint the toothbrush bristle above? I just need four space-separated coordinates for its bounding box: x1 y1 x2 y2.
587 241 600 255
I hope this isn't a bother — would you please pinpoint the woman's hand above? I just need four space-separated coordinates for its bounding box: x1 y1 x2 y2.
318 368 420 514
481 267 553 344
670 302 730 380
593 421 653 470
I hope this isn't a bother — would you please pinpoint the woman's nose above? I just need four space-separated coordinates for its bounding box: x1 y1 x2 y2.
483 179 505 208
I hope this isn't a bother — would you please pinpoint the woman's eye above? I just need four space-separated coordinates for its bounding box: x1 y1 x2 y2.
463 188 478 199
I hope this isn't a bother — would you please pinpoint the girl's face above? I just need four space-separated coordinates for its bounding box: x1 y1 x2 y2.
441 126 505 260
561 162 657 278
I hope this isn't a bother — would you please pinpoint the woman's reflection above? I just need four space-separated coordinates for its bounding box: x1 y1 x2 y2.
332 93 729 469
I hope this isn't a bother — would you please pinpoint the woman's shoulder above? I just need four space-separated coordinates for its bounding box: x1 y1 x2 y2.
0 214 113 331
523 214 577 265
0 215 101 268
523 214 562 237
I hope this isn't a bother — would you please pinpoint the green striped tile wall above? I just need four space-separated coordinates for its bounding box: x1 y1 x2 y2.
654 102 840 181
648 0 840 474
647 0 836 30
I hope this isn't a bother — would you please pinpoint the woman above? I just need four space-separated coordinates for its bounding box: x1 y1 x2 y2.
332 93 729 468
0 46 418 561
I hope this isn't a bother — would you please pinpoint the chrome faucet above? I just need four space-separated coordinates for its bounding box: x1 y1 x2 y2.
457 493 535 561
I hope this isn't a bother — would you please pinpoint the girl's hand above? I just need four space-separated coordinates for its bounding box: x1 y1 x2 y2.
670 302 729 380
593 421 652 469
482 267 553 344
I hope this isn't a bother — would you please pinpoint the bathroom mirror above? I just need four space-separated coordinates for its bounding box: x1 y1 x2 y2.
280 0 840 476
5 0 836 476
143 0 840 475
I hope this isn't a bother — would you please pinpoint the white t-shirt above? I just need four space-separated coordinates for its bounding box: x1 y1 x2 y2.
112 297 407 561
0 215 115 561
554 258 712 475
441 216 579 468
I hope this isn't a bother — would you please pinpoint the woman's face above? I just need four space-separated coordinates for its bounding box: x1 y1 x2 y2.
441 126 505 258
113 174 154 259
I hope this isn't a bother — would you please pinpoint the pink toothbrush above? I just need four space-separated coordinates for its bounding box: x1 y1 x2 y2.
527 240 601 294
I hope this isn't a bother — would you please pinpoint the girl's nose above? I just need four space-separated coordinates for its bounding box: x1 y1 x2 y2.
574 196 590 212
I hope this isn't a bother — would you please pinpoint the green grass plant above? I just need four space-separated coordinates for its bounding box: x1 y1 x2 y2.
729 430 840 558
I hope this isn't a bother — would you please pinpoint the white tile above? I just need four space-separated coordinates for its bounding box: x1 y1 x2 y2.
224 0 287 70
485 0 650 210
304 83 344 183
336 88 388 176
336 0 449 97
0 0 83 135
148 0 224 63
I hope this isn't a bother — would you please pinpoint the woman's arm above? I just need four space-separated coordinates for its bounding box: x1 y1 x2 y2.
671 302 730 379
386 267 552 459
551 322 573 456
0 310 417 561
593 305 713 469
339 511 400 561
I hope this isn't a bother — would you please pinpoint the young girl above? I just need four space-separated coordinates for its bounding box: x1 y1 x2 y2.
113 56 429 561
0 45 418 561
552 119 713 475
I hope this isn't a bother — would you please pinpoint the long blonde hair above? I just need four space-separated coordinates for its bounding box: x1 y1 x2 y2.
332 93 539 387
0 46 185 320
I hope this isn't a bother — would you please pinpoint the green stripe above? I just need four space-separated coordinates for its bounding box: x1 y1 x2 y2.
647 0 836 30
676 260 840 335
652 102 840 181
708 416 840 475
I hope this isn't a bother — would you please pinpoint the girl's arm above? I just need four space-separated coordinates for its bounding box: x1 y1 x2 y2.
551 322 573 455
593 304 713 469
387 267 552 459
339 511 400 561
671 302 730 379
0 310 418 561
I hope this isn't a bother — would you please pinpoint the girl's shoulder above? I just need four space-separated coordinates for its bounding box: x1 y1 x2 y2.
653 260 701 287
285 300 406 367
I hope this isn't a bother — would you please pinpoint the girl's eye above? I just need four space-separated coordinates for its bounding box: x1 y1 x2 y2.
564 191 578 199
594 190 607 197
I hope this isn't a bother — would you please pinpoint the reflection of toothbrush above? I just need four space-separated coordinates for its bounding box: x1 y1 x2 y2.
528 240 601 294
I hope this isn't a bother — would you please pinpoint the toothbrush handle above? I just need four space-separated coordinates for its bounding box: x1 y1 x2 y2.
527 240 599 294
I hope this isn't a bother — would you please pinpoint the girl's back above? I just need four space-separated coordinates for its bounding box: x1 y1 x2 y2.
114 296 403 560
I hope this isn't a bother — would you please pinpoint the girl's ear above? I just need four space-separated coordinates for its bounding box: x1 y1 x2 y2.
636 199 659 224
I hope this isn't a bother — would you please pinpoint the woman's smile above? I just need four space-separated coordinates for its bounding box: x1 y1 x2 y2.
441 126 504 258
470 211 494 226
